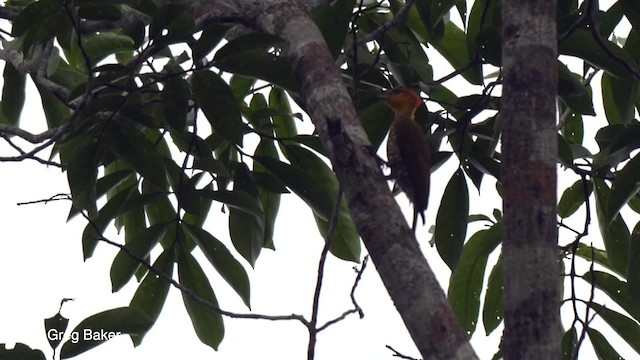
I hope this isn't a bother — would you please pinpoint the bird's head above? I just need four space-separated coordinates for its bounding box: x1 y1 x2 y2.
380 88 422 118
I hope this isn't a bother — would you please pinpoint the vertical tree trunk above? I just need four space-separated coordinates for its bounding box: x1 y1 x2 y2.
502 1 561 359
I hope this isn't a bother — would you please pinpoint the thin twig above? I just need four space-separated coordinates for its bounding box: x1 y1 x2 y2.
572 245 597 360
0 134 63 167
386 345 421 360
308 187 344 360
335 0 417 66
317 256 367 332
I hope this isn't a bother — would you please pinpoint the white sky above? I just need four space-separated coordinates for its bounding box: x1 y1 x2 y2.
0 1 636 359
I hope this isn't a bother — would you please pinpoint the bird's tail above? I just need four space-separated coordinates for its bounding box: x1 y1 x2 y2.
411 210 426 234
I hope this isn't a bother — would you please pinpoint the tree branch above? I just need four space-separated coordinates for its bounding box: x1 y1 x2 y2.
237 1 476 359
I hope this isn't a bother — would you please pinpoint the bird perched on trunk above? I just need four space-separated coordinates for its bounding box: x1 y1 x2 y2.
381 87 430 231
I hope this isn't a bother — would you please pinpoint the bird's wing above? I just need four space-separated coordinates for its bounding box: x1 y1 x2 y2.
395 118 430 213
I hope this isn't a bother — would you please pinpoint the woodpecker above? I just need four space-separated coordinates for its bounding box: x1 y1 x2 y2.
382 88 430 231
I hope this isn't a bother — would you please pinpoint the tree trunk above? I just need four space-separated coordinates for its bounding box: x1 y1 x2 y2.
501 1 561 359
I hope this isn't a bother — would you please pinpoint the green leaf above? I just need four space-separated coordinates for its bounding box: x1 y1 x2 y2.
558 62 595 116
360 102 394 151
591 303 640 355
435 169 470 269
227 162 264 266
162 77 190 130
183 223 251 307
77 4 122 21
410 0 444 44
291 135 326 157
558 179 593 218
560 29 640 79
594 178 630 275
191 24 229 60
197 189 264 218
628 221 640 301
467 151 501 183
1 63 26 126
562 112 585 145
214 33 296 91
119 188 146 249
44 311 69 349
229 208 264 267
110 223 168 292
100 166 134 200
129 248 174 346
608 124 640 160
36 82 70 129
12 0 55 36
587 327 624 360
575 244 613 271
122 17 145 48
254 156 333 220
364 11 433 84
455 1 467 26
593 125 628 172
143 180 176 223
432 21 483 85
59 307 153 359
312 0 355 58
81 32 134 65
269 87 298 154
182 181 214 229
314 202 361 262
602 72 638 124
216 51 297 92
191 69 244 145
0 343 45 360
155 12 195 47
172 172 206 215
622 0 640 29
584 270 640 322
558 134 574 168
105 123 167 189
149 4 195 46
284 145 360 261
246 92 270 126
61 137 102 220
193 157 230 176
229 74 256 101
215 32 284 59
448 223 501 336
254 138 281 249
600 1 624 38
483 254 503 335
561 327 577 360
608 153 640 223
606 215 631 276
431 0 460 27
468 214 493 223
177 247 224 350
466 0 499 62
81 185 135 259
